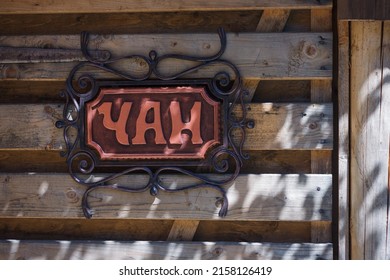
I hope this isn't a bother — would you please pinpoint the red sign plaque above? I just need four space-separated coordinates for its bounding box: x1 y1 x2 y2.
85 86 221 160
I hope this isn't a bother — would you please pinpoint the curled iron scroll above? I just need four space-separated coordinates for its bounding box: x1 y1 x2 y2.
56 28 254 218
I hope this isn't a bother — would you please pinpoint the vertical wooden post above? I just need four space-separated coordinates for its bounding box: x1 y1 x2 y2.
337 20 350 260
350 21 390 259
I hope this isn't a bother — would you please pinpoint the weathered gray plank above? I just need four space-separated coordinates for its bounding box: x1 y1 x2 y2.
0 240 333 260
0 103 333 151
0 33 332 80
0 173 332 221
0 0 332 14
350 21 390 260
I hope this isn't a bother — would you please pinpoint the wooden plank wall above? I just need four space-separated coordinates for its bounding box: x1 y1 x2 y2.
0 0 333 260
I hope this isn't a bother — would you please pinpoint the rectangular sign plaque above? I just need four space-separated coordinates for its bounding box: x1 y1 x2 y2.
56 28 253 218
85 86 220 160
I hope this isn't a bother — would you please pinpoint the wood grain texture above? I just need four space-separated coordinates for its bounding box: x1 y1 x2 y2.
0 103 333 151
284 10 311 32
0 173 332 221
167 220 200 241
0 218 173 240
0 11 261 36
0 218 313 243
350 21 390 259
243 9 290 101
0 0 332 14
338 0 390 20
0 33 333 80
242 150 311 174
255 9 290 32
385 21 390 261
194 221 311 242
253 80 311 102
337 21 350 260
311 221 332 243
0 81 64 103
0 240 333 260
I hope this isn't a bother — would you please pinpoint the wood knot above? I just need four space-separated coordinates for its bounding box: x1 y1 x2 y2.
44 105 54 114
212 247 224 256
65 189 79 203
309 122 318 129
304 44 318 58
203 43 211 50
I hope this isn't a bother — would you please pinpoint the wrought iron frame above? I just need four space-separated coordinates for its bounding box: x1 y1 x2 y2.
56 28 254 218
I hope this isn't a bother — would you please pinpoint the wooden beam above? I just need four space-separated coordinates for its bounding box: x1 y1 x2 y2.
350 21 390 259
0 240 333 260
0 33 333 80
0 103 333 151
0 173 332 221
243 9 291 101
255 9 290 32
167 220 200 241
337 21 350 260
0 0 332 14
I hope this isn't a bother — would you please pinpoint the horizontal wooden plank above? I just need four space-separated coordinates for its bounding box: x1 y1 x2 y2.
0 173 332 221
0 240 333 260
0 0 332 14
0 103 333 151
0 33 333 80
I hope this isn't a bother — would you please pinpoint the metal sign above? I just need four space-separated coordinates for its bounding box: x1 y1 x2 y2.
56 28 253 218
85 85 220 160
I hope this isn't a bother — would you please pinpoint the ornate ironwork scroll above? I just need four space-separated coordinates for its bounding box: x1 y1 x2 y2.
56 28 254 218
